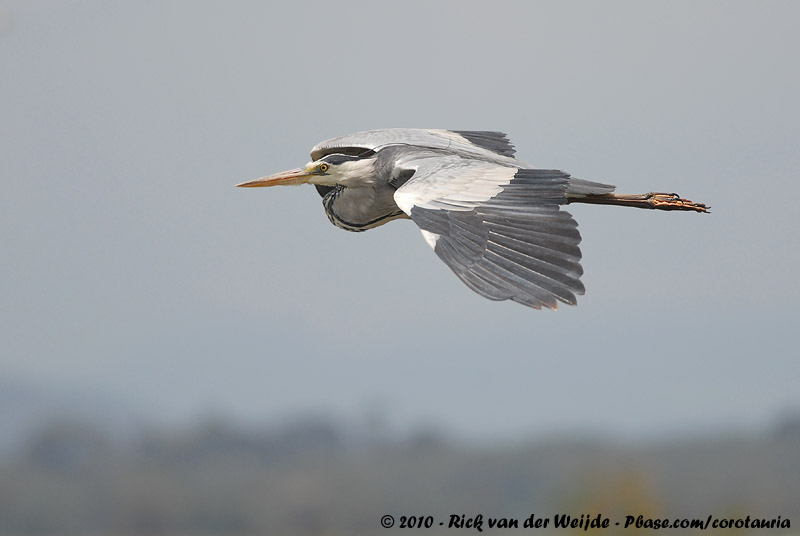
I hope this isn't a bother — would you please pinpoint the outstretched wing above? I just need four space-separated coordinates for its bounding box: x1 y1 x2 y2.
311 128 521 164
393 154 585 309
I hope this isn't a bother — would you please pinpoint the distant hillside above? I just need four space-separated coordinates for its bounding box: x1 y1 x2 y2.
0 415 797 535
0 380 143 458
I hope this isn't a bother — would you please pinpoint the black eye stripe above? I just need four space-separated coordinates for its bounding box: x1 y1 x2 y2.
319 153 362 165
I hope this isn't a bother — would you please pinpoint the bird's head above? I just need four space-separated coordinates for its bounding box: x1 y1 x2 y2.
237 153 376 189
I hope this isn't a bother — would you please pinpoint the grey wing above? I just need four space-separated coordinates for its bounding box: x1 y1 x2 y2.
394 156 586 309
451 130 516 158
310 128 522 164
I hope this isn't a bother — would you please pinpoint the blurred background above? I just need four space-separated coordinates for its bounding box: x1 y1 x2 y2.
1 1 798 534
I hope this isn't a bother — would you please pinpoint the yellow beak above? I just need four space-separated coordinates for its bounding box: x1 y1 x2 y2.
236 167 313 188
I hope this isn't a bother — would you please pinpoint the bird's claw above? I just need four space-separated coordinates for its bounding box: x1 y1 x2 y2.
646 192 710 213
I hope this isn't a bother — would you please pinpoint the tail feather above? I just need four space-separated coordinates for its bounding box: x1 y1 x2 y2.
566 178 616 196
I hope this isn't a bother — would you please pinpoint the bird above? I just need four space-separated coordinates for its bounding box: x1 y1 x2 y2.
238 129 708 310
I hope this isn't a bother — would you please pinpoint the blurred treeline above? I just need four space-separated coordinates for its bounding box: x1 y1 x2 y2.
0 415 798 536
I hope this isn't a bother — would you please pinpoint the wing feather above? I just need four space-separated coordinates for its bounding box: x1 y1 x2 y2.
394 157 587 309
311 129 522 165
451 131 516 157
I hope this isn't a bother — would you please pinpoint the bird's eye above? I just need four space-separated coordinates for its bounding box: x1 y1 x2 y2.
319 163 329 173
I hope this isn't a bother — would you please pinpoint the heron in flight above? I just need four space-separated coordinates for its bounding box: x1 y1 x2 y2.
238 129 708 310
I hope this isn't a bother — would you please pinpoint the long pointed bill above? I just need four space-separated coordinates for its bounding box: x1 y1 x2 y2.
236 168 313 188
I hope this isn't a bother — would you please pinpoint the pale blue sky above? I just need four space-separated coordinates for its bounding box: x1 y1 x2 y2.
1 0 798 440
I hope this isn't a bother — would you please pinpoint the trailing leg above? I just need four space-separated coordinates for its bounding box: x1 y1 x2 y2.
567 192 709 213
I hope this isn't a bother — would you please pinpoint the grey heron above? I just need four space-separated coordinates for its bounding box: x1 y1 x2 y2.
238 129 708 310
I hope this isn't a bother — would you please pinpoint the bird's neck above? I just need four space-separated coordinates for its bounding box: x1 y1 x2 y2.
322 185 406 232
